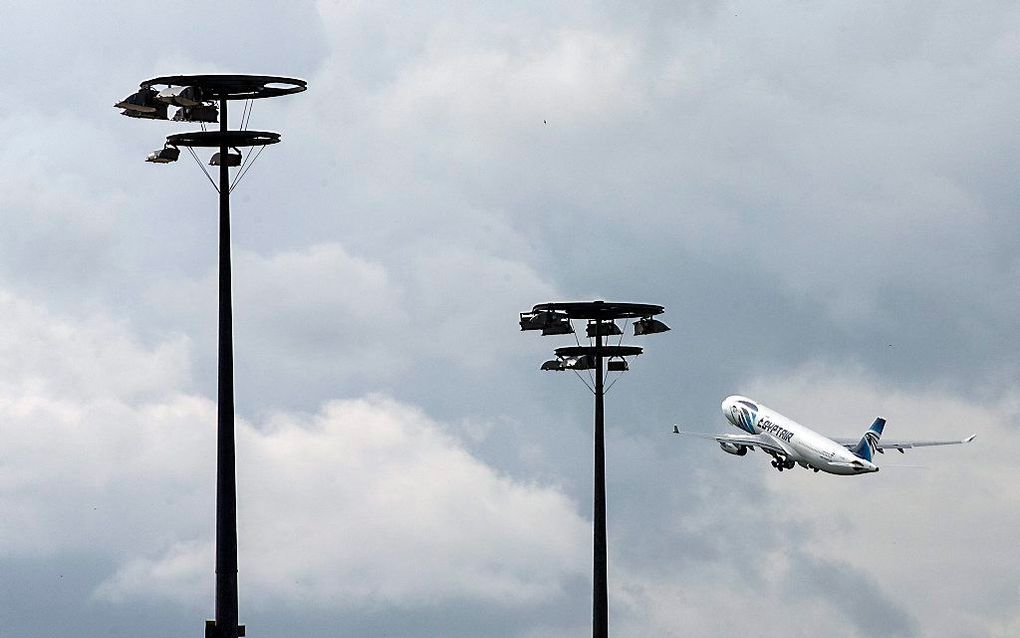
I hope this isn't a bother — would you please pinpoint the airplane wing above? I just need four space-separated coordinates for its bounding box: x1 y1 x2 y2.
673 427 791 457
831 434 976 454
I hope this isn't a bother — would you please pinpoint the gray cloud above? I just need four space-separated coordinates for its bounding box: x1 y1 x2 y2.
785 551 919 637
1 1 1018 636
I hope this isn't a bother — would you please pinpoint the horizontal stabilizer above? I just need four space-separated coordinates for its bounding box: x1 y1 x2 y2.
833 431 976 454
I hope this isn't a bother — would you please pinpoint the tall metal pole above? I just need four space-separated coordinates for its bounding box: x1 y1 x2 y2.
521 299 666 638
592 314 608 638
117 75 305 638
214 97 240 638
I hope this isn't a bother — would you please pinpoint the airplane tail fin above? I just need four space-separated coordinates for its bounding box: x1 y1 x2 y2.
852 418 886 461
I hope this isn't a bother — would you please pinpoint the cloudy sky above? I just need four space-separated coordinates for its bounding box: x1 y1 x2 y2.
2 1 1019 636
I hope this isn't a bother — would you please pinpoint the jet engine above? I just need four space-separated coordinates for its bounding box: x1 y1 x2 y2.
719 441 748 456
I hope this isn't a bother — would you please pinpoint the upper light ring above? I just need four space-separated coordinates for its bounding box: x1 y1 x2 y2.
140 74 307 101
530 301 665 321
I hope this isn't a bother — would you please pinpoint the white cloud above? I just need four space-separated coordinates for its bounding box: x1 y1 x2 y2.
0 113 134 293
612 569 858 638
371 26 645 140
0 287 586 612
0 289 190 403
0 287 207 557
95 396 589 608
145 239 559 409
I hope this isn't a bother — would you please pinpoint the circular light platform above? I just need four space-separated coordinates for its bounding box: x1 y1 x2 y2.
555 345 644 358
140 75 306 100
166 130 280 148
531 301 665 320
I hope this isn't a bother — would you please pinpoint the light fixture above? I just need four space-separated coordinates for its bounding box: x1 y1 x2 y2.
156 85 204 107
173 104 218 123
634 317 671 336
115 87 163 113
120 106 169 120
519 312 543 330
210 148 242 167
146 144 180 164
541 359 565 371
520 311 562 331
607 359 629 372
541 318 574 336
117 88 168 119
586 321 622 338
567 354 596 370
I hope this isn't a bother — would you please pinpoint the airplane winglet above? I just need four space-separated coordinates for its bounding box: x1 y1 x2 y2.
963 434 977 443
672 425 680 434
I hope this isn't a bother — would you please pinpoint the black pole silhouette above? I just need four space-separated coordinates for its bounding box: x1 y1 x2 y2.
214 96 240 637
592 321 607 638
114 75 306 638
519 300 669 638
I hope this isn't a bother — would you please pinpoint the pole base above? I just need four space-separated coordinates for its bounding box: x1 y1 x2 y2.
205 620 245 637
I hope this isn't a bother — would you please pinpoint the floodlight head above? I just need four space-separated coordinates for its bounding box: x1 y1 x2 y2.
156 85 204 107
540 359 566 371
117 89 169 119
634 317 670 336
120 105 170 120
173 104 218 123
146 145 180 164
566 354 596 370
541 318 574 336
520 311 563 331
519 312 545 331
607 359 629 372
586 321 622 338
210 148 242 167
115 87 162 113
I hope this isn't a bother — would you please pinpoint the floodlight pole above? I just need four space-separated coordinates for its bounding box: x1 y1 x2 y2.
116 74 306 638
214 97 240 638
520 300 667 638
592 319 607 638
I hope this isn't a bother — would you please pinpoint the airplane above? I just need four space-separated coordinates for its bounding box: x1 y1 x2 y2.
674 395 976 475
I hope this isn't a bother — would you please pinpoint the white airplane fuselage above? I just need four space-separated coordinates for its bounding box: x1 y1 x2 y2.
721 395 879 475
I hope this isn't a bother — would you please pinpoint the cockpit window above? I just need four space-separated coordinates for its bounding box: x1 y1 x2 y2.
739 400 758 410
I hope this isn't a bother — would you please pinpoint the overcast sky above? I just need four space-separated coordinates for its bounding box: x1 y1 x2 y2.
1 1 1019 636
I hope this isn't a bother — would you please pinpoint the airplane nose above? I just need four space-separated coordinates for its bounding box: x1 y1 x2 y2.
721 396 743 426
721 395 740 416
